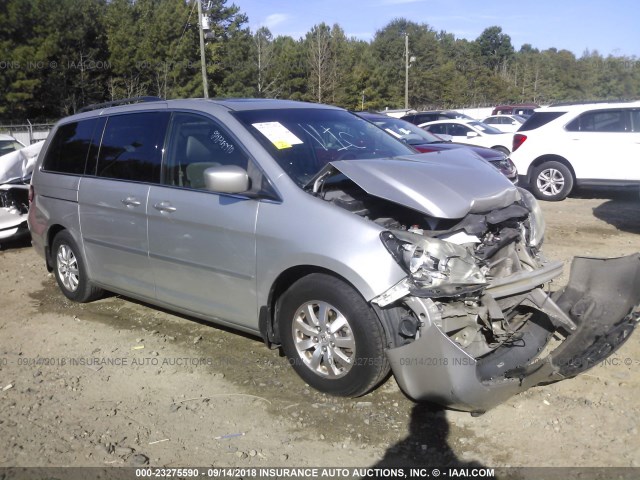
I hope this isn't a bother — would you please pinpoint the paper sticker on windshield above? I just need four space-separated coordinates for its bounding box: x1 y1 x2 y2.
252 122 303 150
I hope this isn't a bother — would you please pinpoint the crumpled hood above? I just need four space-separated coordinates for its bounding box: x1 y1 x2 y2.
0 141 44 184
327 149 520 219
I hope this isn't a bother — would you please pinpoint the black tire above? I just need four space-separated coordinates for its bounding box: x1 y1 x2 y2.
531 161 574 201
51 230 103 302
492 146 510 156
278 273 389 397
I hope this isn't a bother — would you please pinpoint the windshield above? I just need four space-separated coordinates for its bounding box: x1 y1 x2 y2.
468 121 503 135
0 139 24 156
364 116 443 145
234 108 415 186
453 112 474 120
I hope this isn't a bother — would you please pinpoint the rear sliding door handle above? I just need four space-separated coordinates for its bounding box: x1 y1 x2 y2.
121 197 141 207
153 201 177 213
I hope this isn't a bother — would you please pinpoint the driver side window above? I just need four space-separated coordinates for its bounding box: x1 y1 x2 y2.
164 113 248 190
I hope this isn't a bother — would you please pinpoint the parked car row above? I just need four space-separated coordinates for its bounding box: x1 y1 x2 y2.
398 100 640 201
482 114 526 133
491 103 539 118
418 119 513 155
356 112 517 182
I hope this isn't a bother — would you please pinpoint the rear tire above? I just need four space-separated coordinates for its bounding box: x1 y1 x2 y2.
278 274 389 397
52 230 103 302
531 161 574 201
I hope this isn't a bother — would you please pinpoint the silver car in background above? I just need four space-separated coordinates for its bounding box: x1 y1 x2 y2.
28 98 640 412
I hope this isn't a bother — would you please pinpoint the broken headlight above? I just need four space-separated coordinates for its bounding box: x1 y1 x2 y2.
518 188 545 248
380 230 486 288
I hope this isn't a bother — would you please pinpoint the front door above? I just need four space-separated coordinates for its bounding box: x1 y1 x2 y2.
147 112 259 328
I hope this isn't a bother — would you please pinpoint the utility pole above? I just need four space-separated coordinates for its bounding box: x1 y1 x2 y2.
404 33 409 109
197 0 209 98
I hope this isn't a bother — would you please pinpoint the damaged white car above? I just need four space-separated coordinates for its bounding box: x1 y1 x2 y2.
28 99 640 412
0 141 43 244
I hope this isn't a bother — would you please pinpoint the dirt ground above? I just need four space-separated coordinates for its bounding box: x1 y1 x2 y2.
1 187 639 473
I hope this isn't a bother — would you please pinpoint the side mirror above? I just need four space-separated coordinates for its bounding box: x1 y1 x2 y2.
467 131 479 138
203 165 250 194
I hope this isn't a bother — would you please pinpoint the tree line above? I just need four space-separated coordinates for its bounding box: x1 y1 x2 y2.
1 0 638 123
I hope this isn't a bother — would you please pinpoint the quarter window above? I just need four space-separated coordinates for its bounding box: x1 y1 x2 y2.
42 119 97 174
95 112 169 182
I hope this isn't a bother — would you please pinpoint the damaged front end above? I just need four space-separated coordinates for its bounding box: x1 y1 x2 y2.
373 206 640 412
379 253 640 412
312 157 640 411
0 184 30 242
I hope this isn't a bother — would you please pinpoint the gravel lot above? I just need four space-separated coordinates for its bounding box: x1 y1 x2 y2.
0 188 639 473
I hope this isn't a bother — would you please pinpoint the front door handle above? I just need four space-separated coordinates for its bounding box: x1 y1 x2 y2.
153 201 177 213
121 196 141 207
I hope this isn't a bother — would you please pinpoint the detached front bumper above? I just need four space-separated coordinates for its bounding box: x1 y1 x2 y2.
385 254 640 412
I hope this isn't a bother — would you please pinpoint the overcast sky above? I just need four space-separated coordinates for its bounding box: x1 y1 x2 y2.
232 0 640 57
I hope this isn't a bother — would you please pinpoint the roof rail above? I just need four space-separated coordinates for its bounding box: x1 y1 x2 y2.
548 99 636 107
77 96 163 114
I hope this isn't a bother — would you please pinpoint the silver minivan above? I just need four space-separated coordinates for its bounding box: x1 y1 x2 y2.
28 98 640 412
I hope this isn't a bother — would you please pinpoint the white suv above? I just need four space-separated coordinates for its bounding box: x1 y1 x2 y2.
511 101 640 200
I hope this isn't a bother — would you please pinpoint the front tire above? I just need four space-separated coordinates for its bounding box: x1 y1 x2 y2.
52 230 103 302
531 161 574 201
278 274 389 397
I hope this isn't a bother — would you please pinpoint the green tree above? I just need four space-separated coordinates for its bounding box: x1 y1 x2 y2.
270 35 308 100
252 27 278 97
476 26 514 73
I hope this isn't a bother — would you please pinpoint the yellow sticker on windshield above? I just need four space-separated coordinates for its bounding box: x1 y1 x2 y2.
252 122 303 150
273 140 292 149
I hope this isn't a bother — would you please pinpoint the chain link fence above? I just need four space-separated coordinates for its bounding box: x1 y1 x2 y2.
0 122 53 145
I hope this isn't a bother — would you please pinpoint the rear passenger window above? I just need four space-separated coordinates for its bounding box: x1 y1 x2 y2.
42 119 97 174
95 112 169 183
566 110 627 132
163 113 248 190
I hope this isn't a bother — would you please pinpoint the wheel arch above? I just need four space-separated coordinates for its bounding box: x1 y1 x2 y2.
259 265 393 349
526 154 576 185
45 224 67 271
